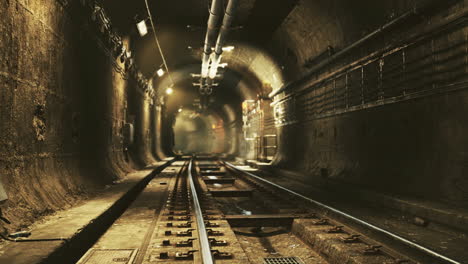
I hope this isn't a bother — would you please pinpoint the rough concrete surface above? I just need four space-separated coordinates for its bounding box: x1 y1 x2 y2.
0 0 161 239
0 169 153 264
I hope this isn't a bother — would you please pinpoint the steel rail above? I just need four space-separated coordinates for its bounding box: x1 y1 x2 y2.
225 162 461 264
188 159 214 264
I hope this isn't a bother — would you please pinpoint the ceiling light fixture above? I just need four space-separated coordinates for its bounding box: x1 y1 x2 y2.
136 20 148 37
222 46 235 52
156 68 165 77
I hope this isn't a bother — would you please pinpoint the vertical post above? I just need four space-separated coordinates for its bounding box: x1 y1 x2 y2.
378 58 384 99
345 74 349 108
361 67 365 105
402 50 407 96
333 79 336 111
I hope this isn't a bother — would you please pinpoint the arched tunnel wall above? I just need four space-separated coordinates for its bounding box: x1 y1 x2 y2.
126 79 157 167
0 0 156 230
267 0 468 205
0 0 467 233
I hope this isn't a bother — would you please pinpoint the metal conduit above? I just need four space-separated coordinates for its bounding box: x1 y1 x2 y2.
201 0 223 78
268 0 462 98
209 0 238 79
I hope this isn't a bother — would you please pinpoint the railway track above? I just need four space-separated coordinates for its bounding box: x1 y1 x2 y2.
76 157 462 264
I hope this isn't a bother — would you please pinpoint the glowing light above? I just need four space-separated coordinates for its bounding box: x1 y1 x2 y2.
178 108 183 113
136 20 148 37
212 124 216 129
242 210 252 216
201 64 209 78
165 87 173 95
208 59 219 79
222 46 235 52
156 68 165 77
219 63 228 68
208 67 218 79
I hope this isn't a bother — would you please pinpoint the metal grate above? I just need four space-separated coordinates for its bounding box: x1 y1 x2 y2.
264 257 304 264
77 249 138 264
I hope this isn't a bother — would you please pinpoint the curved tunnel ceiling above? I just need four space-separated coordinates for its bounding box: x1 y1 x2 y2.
102 0 297 116
4 1 468 261
101 0 432 123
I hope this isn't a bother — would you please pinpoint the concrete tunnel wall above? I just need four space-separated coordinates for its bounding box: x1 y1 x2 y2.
265 0 468 205
0 0 160 230
0 0 467 232
127 78 158 167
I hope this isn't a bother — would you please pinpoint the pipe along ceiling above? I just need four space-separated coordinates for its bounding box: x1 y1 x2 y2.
104 0 286 118
112 0 287 155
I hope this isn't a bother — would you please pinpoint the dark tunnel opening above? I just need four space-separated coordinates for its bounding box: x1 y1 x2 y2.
0 0 467 263
172 109 227 154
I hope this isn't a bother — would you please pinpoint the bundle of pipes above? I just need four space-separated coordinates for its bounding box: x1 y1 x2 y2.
198 0 238 95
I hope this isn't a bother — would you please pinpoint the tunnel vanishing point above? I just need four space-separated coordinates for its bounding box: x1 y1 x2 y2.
0 0 468 263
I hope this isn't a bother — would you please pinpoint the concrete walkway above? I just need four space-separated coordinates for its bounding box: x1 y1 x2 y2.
0 160 172 264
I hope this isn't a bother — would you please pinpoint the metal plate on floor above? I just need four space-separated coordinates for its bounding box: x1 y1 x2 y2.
264 257 304 264
77 249 138 264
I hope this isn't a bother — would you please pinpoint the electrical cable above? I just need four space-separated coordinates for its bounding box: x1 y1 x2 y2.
144 0 175 87
0 233 68 243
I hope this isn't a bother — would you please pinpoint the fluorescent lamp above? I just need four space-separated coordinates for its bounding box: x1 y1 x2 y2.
222 46 235 52
137 20 148 37
156 68 165 77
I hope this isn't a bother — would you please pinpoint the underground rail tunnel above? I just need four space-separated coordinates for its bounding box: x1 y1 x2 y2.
0 0 467 263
